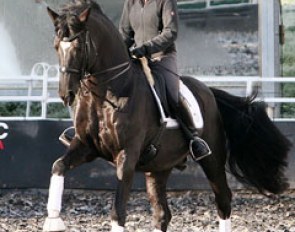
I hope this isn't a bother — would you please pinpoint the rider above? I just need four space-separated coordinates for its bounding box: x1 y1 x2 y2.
119 0 211 161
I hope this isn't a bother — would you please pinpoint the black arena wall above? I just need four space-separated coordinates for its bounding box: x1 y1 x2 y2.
0 120 294 190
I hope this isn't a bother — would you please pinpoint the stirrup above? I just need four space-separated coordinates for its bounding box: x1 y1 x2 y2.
59 126 75 147
189 137 212 162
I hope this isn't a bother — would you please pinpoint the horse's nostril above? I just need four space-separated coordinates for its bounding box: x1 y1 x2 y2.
68 91 75 97
60 96 65 102
66 91 76 106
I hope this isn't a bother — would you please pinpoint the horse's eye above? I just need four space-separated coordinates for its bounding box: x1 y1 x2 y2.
57 29 62 38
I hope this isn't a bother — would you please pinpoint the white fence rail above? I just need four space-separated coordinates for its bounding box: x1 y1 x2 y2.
0 65 295 121
177 0 257 11
196 76 295 122
0 63 61 120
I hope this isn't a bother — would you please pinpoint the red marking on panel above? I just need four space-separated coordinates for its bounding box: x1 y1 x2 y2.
0 140 4 150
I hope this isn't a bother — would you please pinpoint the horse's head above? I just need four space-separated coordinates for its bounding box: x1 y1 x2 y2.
48 1 131 106
47 6 90 106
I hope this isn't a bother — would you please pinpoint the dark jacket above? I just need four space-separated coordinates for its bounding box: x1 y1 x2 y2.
119 0 179 56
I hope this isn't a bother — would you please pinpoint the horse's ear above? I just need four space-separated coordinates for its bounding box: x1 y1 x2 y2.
47 7 59 23
79 7 91 22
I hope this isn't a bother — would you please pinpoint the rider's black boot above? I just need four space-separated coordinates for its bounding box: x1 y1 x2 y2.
178 96 212 161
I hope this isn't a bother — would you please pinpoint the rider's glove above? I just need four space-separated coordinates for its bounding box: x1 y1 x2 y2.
130 45 147 59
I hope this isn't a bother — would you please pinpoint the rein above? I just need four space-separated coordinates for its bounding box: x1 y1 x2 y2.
86 61 131 85
80 61 131 109
80 80 120 109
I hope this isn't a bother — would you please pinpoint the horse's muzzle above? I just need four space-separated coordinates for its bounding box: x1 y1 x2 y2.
61 92 75 107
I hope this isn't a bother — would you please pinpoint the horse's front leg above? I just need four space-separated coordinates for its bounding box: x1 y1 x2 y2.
111 149 137 232
43 138 96 232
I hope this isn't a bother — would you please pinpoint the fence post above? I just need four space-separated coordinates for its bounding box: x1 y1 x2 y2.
41 67 49 119
258 0 281 118
246 79 253 96
26 79 33 118
206 0 210 9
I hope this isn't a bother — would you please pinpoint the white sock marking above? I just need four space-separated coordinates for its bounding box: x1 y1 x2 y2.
219 218 231 232
111 221 124 232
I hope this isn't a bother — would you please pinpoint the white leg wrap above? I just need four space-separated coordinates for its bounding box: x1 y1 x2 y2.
43 174 66 232
179 81 204 129
47 174 64 217
153 229 163 232
219 218 231 232
111 221 124 232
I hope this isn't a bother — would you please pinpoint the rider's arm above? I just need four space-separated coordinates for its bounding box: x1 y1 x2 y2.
144 0 178 55
119 0 135 50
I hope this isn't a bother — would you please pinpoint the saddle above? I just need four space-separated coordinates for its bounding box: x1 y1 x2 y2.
138 58 206 167
139 57 203 130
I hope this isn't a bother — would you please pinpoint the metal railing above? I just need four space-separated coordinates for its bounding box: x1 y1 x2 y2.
197 76 295 100
196 76 295 122
0 63 61 120
0 64 295 121
177 0 258 11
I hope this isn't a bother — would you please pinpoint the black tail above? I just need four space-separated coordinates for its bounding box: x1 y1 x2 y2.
211 88 292 194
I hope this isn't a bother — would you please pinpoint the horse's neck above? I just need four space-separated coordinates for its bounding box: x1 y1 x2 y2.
87 14 130 71
84 17 137 100
81 14 150 121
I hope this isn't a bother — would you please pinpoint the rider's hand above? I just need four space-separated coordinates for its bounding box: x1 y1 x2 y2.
130 46 147 59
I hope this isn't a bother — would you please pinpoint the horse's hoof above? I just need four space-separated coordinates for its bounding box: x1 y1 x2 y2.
43 217 66 232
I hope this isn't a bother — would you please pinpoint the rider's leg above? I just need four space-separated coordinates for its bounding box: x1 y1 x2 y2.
150 54 211 161
178 81 211 161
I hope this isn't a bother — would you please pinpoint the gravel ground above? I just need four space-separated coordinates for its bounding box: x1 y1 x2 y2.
0 189 294 232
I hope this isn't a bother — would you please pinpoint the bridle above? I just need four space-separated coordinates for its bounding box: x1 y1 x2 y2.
59 30 88 75
59 29 130 84
58 28 131 108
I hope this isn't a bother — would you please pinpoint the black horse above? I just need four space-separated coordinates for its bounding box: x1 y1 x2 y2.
43 1 291 232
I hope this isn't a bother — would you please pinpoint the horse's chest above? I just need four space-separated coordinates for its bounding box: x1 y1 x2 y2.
98 108 121 153
99 119 116 139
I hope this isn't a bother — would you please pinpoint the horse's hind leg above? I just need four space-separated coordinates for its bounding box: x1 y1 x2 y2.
43 138 96 232
199 155 232 232
145 170 172 232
